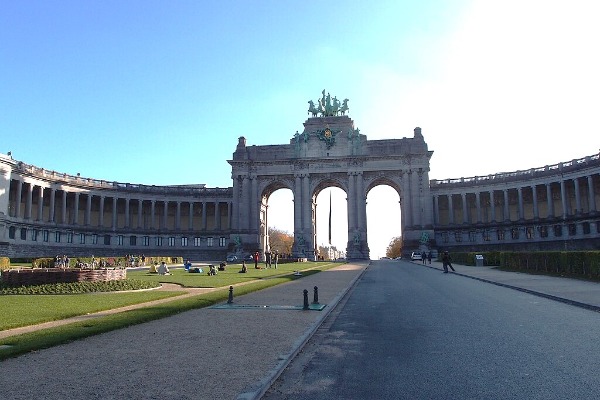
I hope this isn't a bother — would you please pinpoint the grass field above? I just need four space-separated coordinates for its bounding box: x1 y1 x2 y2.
0 262 339 360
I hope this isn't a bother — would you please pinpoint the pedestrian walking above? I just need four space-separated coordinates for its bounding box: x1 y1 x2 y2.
274 251 279 269
442 251 455 273
421 251 427 265
427 251 432 264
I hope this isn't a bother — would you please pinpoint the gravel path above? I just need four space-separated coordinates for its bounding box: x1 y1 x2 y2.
0 262 367 400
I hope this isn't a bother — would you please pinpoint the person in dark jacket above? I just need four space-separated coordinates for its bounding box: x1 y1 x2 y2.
442 251 456 273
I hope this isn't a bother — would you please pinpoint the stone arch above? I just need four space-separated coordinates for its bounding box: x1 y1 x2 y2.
259 178 295 254
228 113 433 260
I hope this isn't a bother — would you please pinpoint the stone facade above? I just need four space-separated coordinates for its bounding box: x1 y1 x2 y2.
1 112 599 261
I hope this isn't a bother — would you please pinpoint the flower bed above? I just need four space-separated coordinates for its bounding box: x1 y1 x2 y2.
1 268 127 286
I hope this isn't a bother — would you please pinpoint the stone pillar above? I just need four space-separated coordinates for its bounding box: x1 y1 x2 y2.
15 179 22 218
357 172 367 232
176 201 181 230
227 201 232 229
475 191 482 223
61 190 67 224
25 182 33 219
574 178 582 214
588 175 596 213
448 194 454 224
85 194 92 225
302 174 311 239
99 196 105 227
560 180 568 218
202 201 207 230
232 178 240 230
189 202 194 230
251 177 258 231
124 198 130 228
461 193 468 224
73 192 80 224
546 183 554 218
402 171 412 228
433 195 439 225
112 197 118 228
163 200 169 230
294 175 302 234
138 199 143 229
532 185 539 219
214 201 220 230
517 187 524 220
503 189 509 221
347 172 356 231
37 186 45 221
150 200 156 229
489 190 496 222
49 188 56 223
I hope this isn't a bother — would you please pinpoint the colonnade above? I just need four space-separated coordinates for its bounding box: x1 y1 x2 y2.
7 179 233 232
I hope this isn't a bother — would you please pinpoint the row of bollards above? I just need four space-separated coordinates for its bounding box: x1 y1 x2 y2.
226 284 319 309
303 286 320 310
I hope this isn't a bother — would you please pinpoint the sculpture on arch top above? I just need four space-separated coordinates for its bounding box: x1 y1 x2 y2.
308 90 349 117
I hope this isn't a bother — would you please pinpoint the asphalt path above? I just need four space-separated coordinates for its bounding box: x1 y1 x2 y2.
263 259 600 400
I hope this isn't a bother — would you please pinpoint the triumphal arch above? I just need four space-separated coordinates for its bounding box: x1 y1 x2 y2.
228 91 435 260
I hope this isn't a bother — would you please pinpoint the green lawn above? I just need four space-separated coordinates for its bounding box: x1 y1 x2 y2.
0 291 183 331
0 262 339 360
128 261 332 287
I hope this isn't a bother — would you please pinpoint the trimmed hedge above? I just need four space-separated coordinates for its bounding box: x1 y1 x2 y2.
447 251 600 281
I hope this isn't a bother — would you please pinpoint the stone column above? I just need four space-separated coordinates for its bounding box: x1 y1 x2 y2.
560 180 568 218
294 175 302 233
448 194 454 224
302 174 311 237
461 193 468 224
546 183 554 218
588 175 596 213
503 189 509 221
176 201 181 230
517 187 523 220
227 201 232 229
251 177 258 230
124 198 130 228
475 191 482 223
163 200 169 230
99 196 105 227
356 172 367 233
73 192 80 224
214 201 220 230
61 190 67 224
489 190 496 222
85 194 92 225
573 178 582 214
347 172 356 231
232 178 240 230
138 199 143 229
49 188 56 223
202 201 207 230
189 202 194 230
15 179 22 218
433 195 439 225
150 200 156 229
37 186 45 221
532 185 539 219
112 197 118 228
25 182 33 219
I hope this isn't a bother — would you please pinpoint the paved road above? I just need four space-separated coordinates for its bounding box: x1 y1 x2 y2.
263 259 600 399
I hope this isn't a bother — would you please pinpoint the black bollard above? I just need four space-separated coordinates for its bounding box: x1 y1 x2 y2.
303 289 309 310
227 286 234 304
313 286 319 304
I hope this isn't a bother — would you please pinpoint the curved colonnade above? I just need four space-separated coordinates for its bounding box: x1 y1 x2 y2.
2 149 600 259
0 154 233 259
430 153 600 251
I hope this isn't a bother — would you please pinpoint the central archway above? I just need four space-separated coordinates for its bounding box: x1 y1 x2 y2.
227 98 434 260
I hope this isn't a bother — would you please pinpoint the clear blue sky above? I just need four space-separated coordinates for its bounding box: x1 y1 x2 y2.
2 1 599 257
